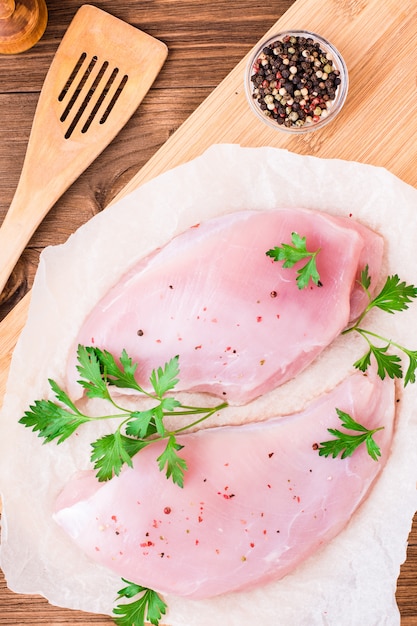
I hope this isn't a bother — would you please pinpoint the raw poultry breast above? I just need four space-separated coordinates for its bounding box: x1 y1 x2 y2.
66 209 383 404
54 368 395 599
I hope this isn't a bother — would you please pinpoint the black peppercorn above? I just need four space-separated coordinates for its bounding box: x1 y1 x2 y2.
249 33 344 129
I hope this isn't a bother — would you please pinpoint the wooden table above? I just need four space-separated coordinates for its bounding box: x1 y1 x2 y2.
0 0 416 624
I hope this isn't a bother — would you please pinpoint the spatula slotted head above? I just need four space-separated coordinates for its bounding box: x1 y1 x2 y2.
57 51 129 139
0 4 168 298
23 5 168 172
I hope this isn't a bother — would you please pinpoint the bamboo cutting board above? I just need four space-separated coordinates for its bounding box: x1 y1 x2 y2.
1 0 417 399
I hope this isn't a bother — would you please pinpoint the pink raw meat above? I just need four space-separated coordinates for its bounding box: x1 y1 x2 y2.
66 209 383 404
54 368 395 599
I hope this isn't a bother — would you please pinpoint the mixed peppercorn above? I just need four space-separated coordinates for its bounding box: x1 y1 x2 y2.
250 34 343 129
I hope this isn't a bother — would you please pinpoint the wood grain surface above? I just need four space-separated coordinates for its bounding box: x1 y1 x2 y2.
1 0 417 624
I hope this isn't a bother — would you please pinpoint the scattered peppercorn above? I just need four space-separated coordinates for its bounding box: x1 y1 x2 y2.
250 34 342 129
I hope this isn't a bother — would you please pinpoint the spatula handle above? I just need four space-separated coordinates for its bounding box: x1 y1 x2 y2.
0 219 26 297
0 185 50 297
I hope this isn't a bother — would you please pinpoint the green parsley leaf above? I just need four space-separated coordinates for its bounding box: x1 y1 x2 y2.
297 255 321 290
113 579 167 626
125 409 158 439
153 404 166 436
48 378 80 414
352 349 372 374
89 346 145 393
353 343 403 380
318 408 384 461
150 355 180 398
123 399 181 440
157 434 188 487
360 264 372 291
266 232 321 289
371 274 417 314
365 433 384 461
90 432 149 482
101 347 144 391
403 348 417 386
160 397 182 412
76 345 109 399
334 409 371 433
19 397 88 444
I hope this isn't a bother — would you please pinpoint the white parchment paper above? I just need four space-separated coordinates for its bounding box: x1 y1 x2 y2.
1 145 417 625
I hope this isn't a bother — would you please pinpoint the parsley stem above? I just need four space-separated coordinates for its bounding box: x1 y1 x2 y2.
172 402 228 434
342 302 375 335
353 326 405 353
91 412 131 421
164 403 226 416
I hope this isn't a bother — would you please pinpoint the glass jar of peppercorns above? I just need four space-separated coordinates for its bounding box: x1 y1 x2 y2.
245 30 348 133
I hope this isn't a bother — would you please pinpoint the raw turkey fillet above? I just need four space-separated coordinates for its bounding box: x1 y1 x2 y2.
66 209 383 404
54 368 395 599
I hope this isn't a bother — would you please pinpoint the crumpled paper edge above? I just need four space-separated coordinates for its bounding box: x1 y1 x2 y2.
0 144 416 626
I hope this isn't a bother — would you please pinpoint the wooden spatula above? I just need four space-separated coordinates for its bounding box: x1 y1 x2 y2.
0 4 167 297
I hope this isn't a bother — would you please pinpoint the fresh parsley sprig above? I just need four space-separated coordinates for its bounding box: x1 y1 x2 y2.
19 345 227 486
350 266 417 324
113 579 167 626
318 408 384 461
266 232 321 289
343 267 417 385
317 268 417 463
